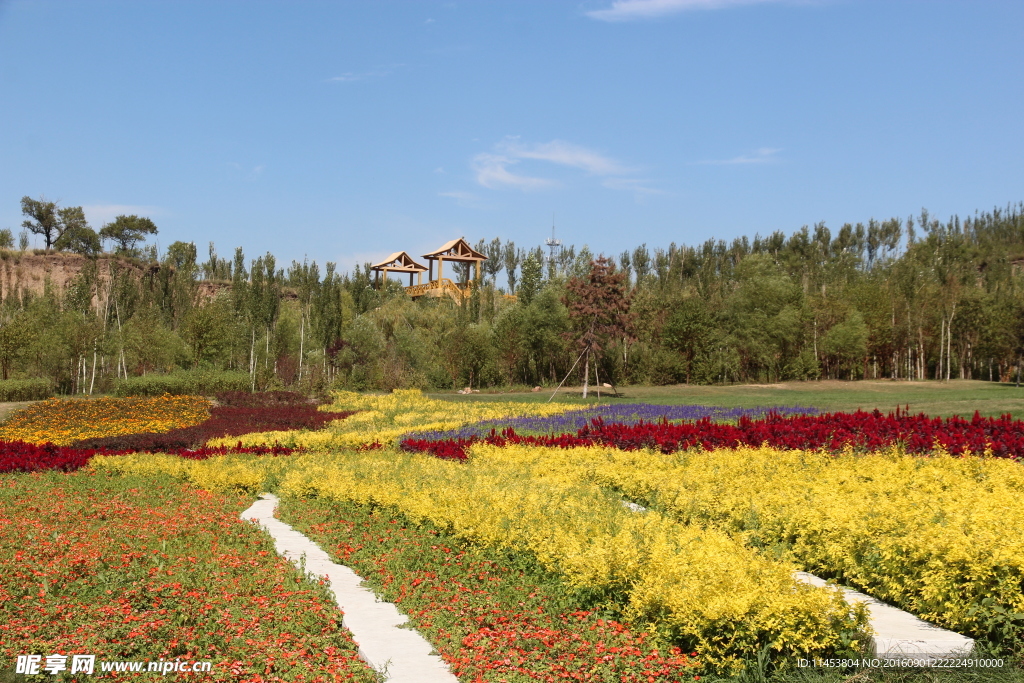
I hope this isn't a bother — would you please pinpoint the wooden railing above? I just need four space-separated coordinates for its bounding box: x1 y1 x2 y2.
405 278 471 301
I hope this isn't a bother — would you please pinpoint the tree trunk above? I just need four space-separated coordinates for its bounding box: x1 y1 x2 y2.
250 329 256 392
298 309 305 382
582 349 590 399
89 345 98 396
946 305 956 382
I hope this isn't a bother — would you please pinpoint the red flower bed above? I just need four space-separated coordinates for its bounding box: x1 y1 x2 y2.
0 440 296 474
401 407 1024 460
0 473 379 682
0 441 100 473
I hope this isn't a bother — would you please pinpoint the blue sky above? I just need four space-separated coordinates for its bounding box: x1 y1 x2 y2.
2 0 1022 273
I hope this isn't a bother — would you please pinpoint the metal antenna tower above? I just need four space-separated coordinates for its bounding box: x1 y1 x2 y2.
545 215 561 274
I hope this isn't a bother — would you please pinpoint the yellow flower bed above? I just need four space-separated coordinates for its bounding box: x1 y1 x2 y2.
0 395 210 445
91 451 294 493
92 443 869 669
575 445 1024 640
207 389 580 450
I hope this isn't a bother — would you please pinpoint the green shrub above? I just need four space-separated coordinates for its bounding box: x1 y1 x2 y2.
114 370 251 397
0 378 54 401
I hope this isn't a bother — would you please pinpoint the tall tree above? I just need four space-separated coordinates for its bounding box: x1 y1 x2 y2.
503 241 522 293
20 194 72 250
562 256 633 397
518 251 543 305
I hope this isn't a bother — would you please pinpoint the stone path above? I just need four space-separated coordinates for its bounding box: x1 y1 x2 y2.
621 500 974 660
241 494 459 683
795 572 974 661
242 491 974 679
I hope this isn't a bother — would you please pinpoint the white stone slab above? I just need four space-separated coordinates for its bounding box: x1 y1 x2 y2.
241 494 458 683
794 572 975 661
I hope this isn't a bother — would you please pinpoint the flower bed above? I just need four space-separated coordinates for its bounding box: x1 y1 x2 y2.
400 401 818 442
210 389 585 451
570 444 1024 647
0 395 210 446
0 440 298 475
279 496 702 682
97 447 870 671
72 391 353 453
0 470 378 682
400 407 1024 460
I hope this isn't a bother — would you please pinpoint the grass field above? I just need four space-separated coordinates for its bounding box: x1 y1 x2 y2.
433 379 1024 419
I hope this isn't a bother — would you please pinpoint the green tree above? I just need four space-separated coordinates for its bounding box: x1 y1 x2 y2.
21 197 92 252
663 297 713 384
502 241 522 293
822 310 869 379
56 222 101 256
518 251 543 305
20 196 61 250
100 215 158 256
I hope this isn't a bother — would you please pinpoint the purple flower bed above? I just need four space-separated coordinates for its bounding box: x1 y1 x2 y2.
402 403 819 441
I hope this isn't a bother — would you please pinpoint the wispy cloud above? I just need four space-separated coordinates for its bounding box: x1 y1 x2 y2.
601 178 664 195
698 147 782 165
468 136 659 197
472 153 557 191
227 162 266 180
326 64 403 83
587 0 784 22
497 138 631 175
438 190 491 208
83 204 162 225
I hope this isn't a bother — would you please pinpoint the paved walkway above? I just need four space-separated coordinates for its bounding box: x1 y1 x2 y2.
241 494 458 683
621 500 974 660
795 572 974 661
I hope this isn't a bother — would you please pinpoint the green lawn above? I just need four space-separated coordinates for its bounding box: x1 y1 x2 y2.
432 379 1024 419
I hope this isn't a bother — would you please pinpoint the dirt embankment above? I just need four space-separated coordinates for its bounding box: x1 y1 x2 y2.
0 251 154 304
0 251 297 305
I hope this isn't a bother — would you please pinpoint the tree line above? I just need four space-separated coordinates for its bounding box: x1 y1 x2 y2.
3 194 1024 394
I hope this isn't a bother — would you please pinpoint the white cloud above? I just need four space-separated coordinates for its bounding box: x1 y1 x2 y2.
601 178 664 195
82 204 162 226
326 64 403 83
467 137 660 196
587 0 783 21
698 147 782 165
472 153 557 191
438 190 491 209
497 138 630 175
226 162 266 180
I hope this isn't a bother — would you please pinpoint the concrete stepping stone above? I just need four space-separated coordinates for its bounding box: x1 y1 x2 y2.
794 572 974 661
241 494 459 683
621 500 974 660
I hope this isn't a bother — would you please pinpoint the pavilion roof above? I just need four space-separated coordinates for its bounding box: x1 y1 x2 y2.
370 251 427 273
422 237 487 262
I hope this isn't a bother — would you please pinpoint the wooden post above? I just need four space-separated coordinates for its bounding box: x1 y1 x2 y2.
438 257 444 282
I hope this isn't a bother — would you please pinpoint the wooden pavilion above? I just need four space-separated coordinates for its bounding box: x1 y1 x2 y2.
370 252 428 288
404 237 487 301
